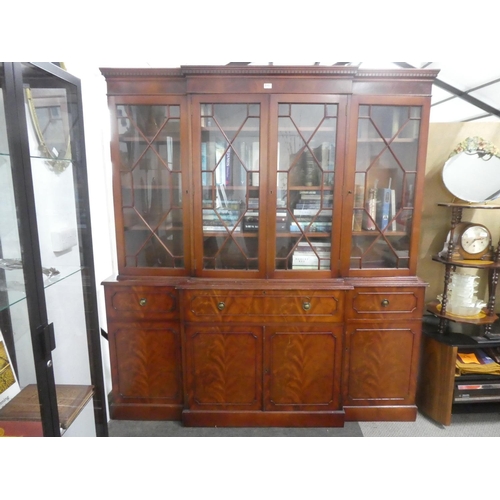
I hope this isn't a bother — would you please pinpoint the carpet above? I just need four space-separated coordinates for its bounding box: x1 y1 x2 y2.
108 419 363 437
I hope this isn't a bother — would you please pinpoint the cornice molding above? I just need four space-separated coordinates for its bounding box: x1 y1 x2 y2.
100 66 440 81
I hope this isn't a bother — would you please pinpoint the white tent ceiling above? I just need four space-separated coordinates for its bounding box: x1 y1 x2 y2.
247 62 500 123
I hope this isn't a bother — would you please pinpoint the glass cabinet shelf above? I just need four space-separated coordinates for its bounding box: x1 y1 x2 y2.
0 266 83 312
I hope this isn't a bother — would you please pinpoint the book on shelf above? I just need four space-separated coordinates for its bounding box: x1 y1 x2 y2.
484 347 500 363
292 253 330 265
292 245 331 269
204 225 241 232
293 208 332 217
390 188 397 231
296 241 331 250
0 327 20 411
290 221 332 233
352 184 365 231
314 142 335 171
363 188 376 230
248 198 259 209
376 187 391 231
455 350 500 375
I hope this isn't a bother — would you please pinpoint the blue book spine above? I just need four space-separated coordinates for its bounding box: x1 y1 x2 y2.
376 188 391 230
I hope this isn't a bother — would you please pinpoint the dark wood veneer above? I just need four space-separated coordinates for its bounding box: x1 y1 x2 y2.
101 66 437 426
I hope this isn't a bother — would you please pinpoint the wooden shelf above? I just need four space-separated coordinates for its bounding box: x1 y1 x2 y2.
431 254 500 269
0 384 94 433
427 300 498 325
437 202 500 210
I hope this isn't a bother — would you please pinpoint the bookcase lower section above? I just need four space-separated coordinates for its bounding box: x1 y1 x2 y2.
103 277 425 426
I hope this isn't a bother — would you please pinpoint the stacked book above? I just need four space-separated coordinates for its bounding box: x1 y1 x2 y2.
243 198 259 232
242 210 288 232
203 208 241 232
292 241 331 270
242 210 259 232
291 192 333 233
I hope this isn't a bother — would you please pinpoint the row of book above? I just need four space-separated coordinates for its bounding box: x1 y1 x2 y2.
201 141 259 188
291 190 333 234
352 184 397 232
200 141 337 191
242 210 288 232
292 241 331 270
203 208 241 232
455 348 500 376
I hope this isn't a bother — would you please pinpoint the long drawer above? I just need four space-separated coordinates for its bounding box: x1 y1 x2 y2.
182 289 345 323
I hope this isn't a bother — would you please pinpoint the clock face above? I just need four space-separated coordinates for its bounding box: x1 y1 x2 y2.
461 225 490 255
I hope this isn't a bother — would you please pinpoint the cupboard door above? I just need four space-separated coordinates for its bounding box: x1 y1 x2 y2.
184 325 263 411
191 96 268 278
344 96 430 276
270 96 347 277
110 96 190 276
343 321 421 406
264 325 343 411
108 322 183 408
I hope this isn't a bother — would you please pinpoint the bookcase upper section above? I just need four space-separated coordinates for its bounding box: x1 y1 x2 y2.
101 65 438 279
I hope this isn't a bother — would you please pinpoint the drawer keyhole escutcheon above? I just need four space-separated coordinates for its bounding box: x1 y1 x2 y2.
381 299 390 308
303 301 311 311
217 302 225 311
139 298 147 307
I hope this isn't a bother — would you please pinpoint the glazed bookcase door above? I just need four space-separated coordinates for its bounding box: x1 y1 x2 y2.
110 96 190 277
343 96 429 276
269 96 347 277
191 95 268 278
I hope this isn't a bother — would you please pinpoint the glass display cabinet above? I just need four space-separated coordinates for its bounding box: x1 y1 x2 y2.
0 62 107 437
101 65 438 426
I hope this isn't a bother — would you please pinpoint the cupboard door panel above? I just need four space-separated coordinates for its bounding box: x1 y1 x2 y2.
110 322 182 403
344 322 421 405
264 326 343 411
185 325 263 411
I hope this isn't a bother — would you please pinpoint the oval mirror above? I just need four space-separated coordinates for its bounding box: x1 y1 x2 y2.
442 138 500 203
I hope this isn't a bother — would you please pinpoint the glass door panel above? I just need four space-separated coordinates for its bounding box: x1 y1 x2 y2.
351 104 421 270
0 64 39 435
200 102 260 271
19 63 102 435
275 103 337 271
117 103 184 269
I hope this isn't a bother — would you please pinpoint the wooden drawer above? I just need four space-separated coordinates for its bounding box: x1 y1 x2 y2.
104 285 179 321
345 287 424 320
182 289 345 323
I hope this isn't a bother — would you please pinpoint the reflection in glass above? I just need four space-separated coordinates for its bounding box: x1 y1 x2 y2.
201 103 260 270
117 104 183 269
0 67 33 408
352 105 420 269
275 103 337 271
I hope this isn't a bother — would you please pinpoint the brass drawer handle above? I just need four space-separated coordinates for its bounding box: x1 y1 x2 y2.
217 301 225 311
303 301 311 311
139 298 147 307
381 299 390 308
